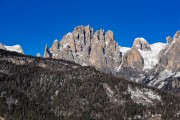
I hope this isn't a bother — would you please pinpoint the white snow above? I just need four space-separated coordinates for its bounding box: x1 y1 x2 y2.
105 41 109 46
148 69 180 89
62 43 70 48
116 56 124 71
4 45 24 54
55 90 59 96
174 72 180 77
120 46 130 56
116 47 131 71
148 69 174 88
157 82 166 89
67 32 72 36
128 86 161 105
138 42 166 70
54 39 58 42
158 69 174 80
164 45 171 55
102 83 114 97
134 37 148 44
82 63 87 66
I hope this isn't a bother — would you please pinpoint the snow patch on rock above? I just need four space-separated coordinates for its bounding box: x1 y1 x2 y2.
120 46 130 56
148 69 174 89
174 72 180 78
4 45 24 54
128 86 161 105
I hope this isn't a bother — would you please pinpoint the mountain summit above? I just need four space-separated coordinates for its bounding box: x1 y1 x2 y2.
44 25 121 73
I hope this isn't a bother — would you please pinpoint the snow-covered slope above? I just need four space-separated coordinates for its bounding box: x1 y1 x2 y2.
4 45 24 54
127 86 161 105
138 42 166 70
120 46 130 56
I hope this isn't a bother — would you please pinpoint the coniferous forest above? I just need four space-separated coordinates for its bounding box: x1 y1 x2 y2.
0 49 180 120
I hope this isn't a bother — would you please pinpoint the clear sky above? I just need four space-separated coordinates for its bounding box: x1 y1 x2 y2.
0 0 180 55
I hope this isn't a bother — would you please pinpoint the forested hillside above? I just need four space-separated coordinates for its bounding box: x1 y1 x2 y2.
0 49 180 120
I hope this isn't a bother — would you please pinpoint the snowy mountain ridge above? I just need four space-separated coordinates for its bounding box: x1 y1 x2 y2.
0 43 24 54
4 44 24 54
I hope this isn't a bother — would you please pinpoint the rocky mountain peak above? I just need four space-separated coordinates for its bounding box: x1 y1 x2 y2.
166 36 173 44
105 30 114 42
133 37 151 51
45 25 121 72
43 44 51 58
51 39 59 53
174 30 180 40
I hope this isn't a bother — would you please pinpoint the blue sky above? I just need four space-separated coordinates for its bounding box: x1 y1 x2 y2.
0 0 180 55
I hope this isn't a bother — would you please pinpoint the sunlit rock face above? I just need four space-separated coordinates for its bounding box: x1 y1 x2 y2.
44 25 122 73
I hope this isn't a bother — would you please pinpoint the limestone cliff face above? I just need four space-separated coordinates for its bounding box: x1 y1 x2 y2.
158 31 180 72
126 46 144 69
45 25 122 72
43 26 180 75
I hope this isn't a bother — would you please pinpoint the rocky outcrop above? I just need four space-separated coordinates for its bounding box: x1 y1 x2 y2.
50 39 59 53
126 46 144 69
166 36 173 44
133 37 151 51
45 25 121 72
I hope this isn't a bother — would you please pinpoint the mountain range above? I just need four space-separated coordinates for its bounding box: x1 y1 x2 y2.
0 25 180 119
42 25 180 95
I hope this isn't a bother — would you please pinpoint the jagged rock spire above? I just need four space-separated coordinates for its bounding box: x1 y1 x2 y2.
51 39 59 53
43 44 51 58
0 43 7 50
46 25 121 72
